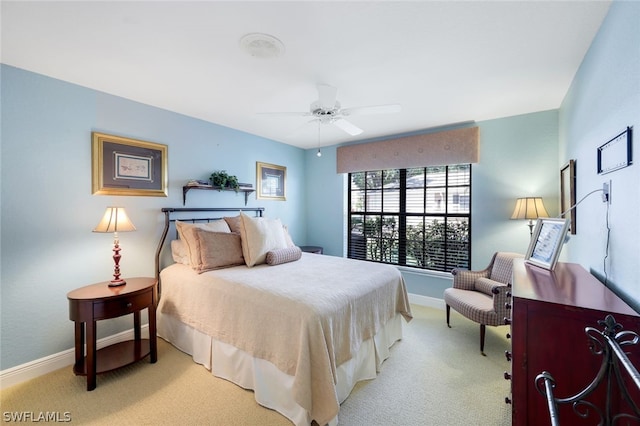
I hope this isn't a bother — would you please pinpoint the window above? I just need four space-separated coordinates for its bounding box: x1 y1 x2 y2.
348 165 471 272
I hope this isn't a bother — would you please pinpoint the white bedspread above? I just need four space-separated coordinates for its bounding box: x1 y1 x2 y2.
158 253 412 425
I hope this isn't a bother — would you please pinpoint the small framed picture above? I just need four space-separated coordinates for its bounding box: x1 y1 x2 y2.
525 218 570 271
92 132 168 197
256 162 286 201
560 159 576 234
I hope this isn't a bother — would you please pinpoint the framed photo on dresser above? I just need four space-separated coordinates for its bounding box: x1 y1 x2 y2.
525 218 570 271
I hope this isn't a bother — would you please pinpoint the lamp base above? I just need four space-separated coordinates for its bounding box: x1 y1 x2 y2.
108 279 127 287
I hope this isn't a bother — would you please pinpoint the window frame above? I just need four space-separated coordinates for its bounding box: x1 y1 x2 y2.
347 164 471 272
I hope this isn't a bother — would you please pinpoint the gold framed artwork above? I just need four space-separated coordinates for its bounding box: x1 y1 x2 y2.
256 162 286 201
92 132 168 197
560 159 576 234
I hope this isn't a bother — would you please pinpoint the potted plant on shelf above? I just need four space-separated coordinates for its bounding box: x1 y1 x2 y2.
210 170 240 192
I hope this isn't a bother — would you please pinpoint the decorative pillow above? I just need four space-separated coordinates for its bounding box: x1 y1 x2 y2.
176 220 232 266
192 229 245 273
229 215 295 246
282 225 295 248
224 215 242 234
238 212 288 267
266 246 302 265
170 240 190 265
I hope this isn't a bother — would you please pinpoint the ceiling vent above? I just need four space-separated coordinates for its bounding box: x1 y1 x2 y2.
239 33 285 58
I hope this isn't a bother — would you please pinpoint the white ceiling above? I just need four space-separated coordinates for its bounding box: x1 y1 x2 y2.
1 1 611 149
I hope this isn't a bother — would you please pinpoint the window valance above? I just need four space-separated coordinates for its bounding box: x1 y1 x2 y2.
336 126 479 173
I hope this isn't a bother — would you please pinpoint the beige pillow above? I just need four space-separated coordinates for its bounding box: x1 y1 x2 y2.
192 229 245 273
224 216 242 234
176 220 231 266
238 212 288 267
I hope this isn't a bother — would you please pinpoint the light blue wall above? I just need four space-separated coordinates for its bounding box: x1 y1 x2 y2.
304 145 345 257
559 0 640 309
2 0 638 371
0 65 306 370
305 110 559 299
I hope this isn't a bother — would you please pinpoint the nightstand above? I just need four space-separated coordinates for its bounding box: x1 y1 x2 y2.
300 246 323 254
67 277 158 390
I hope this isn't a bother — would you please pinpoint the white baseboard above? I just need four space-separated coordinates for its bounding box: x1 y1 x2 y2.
1 293 443 390
0 325 149 390
408 293 446 310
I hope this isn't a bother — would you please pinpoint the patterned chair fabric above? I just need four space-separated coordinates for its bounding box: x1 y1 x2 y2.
444 252 523 355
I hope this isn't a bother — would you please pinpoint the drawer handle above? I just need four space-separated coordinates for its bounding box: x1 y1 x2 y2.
504 372 511 381
505 397 512 404
504 303 512 310
505 351 512 362
504 317 512 325
506 333 511 339
126 302 132 308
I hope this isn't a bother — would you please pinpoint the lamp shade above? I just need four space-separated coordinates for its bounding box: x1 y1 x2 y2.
510 197 549 220
93 207 136 233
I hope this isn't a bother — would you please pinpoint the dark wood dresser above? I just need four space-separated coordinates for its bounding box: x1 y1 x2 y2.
508 259 640 425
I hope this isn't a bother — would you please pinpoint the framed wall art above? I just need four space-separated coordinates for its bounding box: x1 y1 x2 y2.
525 218 570 271
256 162 286 201
597 126 632 175
560 159 576 234
92 132 168 197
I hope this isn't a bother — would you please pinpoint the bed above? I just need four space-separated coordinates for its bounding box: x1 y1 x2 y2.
154 207 412 425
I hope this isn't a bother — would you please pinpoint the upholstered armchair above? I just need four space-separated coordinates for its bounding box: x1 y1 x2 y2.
444 252 523 355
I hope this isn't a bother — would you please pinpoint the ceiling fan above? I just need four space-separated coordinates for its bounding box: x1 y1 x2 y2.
259 84 401 136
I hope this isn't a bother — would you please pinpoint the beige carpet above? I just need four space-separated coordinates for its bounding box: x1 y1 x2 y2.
1 305 512 425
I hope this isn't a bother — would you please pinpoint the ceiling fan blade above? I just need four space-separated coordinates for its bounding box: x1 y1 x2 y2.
317 84 338 109
256 111 312 117
332 118 363 136
341 104 402 116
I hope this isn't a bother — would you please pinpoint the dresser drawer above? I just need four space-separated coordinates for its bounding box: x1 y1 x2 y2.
93 290 152 320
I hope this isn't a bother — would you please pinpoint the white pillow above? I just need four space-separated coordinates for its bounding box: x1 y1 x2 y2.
176 220 231 266
238 212 288 267
170 240 190 265
282 225 295 248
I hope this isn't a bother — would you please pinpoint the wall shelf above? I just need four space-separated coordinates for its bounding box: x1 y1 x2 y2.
182 186 254 206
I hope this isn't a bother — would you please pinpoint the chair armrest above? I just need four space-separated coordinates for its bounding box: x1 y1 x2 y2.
451 268 491 291
475 277 511 318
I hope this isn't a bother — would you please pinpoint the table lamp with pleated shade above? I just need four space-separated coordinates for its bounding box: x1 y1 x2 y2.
93 207 136 286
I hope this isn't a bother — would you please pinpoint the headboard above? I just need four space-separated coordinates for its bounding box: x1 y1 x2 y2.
154 207 265 292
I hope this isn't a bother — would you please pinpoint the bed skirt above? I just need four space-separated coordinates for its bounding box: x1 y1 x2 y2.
158 311 403 426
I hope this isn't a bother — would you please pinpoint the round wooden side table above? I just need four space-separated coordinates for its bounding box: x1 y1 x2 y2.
67 277 158 390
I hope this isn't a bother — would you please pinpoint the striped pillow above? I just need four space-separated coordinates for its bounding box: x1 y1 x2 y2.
266 246 302 266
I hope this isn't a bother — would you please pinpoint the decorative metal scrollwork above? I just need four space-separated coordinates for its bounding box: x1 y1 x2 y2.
535 314 640 426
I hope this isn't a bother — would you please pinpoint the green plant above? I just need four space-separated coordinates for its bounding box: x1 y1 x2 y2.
209 170 240 191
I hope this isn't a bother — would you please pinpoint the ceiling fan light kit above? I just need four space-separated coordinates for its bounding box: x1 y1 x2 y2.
259 84 401 139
